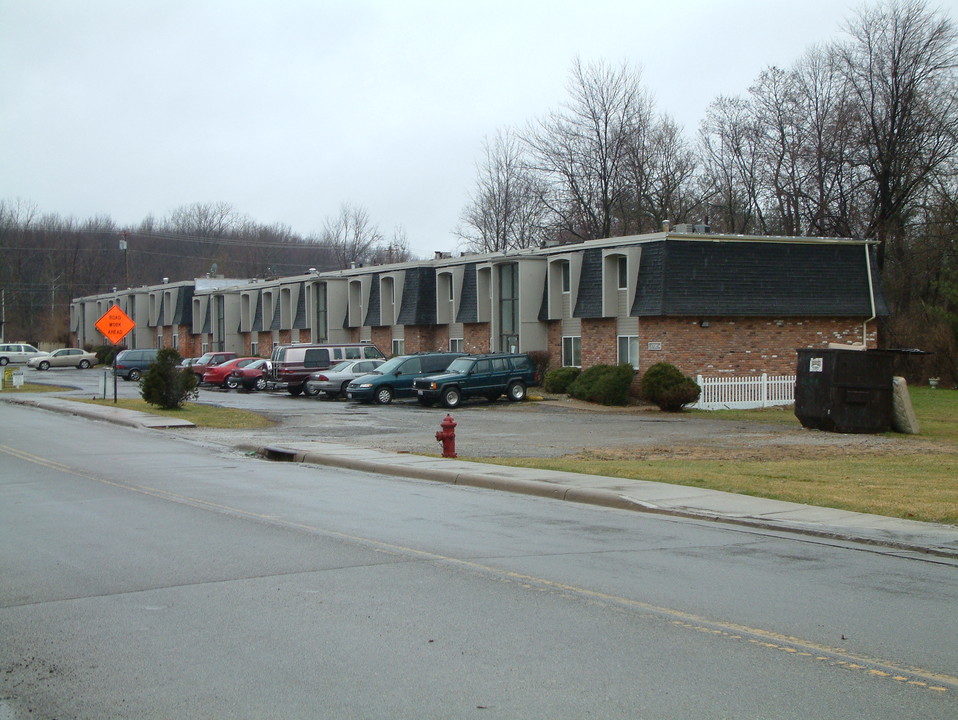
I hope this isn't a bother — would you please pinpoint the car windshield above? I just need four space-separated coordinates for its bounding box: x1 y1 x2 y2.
445 357 474 373
196 353 215 363
247 359 267 369
328 361 352 372
371 356 407 374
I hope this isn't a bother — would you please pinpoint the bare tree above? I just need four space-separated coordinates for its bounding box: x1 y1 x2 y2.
637 115 700 230
836 0 958 263
319 203 384 268
524 58 654 241
699 95 765 233
368 226 414 265
456 129 547 252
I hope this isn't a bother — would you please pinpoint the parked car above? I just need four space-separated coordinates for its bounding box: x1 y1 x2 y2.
201 357 261 389
228 358 272 391
270 343 386 396
412 353 538 408
113 348 160 381
0 343 46 366
176 357 199 371
27 348 98 370
305 359 386 399
189 351 238 379
346 352 465 405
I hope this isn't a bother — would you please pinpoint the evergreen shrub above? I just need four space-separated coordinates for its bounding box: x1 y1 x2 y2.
140 347 198 409
544 366 580 394
568 363 635 406
639 362 701 411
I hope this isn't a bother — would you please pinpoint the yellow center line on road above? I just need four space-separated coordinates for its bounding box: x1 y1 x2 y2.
3 443 955 694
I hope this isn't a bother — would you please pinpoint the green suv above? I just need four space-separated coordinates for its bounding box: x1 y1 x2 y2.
412 353 538 408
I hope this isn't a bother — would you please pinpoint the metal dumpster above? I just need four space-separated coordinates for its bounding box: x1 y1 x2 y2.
794 348 895 433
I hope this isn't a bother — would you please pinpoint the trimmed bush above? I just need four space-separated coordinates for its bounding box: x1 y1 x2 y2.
568 363 635 406
640 362 701 411
544 366 581 394
140 347 198 409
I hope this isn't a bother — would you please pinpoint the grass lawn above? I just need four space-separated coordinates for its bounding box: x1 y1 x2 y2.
74 397 275 429
470 386 958 526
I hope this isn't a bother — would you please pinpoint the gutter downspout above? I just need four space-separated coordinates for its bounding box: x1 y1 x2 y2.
863 242 877 348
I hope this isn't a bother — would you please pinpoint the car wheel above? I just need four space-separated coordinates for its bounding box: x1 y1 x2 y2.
254 377 267 391
78 359 91 369
303 383 319 397
38 360 50 371
0 357 8 366
128 369 141 382
506 381 527 402
224 379 239 390
442 387 461 409
375 386 393 405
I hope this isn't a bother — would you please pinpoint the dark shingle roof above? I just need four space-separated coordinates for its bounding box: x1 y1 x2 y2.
364 274 381 327
456 264 478 324
397 267 437 325
631 240 888 317
293 283 308 329
250 294 263 332
573 248 603 318
172 286 193 326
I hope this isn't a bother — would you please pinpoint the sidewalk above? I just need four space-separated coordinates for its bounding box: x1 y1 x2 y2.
8 394 958 559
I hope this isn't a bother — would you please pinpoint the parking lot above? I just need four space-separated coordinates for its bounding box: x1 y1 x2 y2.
18 365 908 460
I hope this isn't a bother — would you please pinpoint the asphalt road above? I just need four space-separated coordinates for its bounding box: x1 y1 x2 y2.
1 400 956 718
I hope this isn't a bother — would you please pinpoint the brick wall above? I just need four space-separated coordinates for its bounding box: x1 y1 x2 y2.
370 327 392 354
638 316 873 376
463 323 490 354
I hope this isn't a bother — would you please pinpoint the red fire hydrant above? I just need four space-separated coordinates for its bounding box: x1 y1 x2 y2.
436 414 457 458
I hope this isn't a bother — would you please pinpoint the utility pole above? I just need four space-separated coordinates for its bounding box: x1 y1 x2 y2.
119 232 130 287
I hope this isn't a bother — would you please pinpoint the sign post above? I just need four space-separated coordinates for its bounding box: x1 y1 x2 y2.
95 304 136 404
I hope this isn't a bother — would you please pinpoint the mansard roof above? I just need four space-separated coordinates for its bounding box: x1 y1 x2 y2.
628 239 888 317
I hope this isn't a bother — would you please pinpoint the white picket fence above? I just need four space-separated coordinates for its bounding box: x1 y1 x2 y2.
691 373 796 410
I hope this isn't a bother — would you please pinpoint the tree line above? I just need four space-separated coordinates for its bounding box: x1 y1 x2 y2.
455 0 958 382
0 200 409 344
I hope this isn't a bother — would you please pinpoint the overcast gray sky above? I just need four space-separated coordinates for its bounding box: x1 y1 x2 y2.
1 0 937 259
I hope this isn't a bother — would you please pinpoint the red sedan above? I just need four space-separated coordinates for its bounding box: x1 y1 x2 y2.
228 358 272 391
201 357 261 389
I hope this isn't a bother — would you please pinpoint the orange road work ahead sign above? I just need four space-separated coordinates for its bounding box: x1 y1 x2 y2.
95 304 136 345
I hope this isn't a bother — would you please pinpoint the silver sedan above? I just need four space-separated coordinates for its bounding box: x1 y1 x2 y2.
306 359 385 399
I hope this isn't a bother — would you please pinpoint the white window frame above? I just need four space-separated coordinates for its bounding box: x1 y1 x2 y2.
562 336 581 367
450 338 464 353
617 335 639 369
392 338 405 356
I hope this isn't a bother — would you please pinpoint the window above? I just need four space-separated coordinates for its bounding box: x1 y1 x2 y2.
172 334 178 350
344 347 361 359
250 341 259 356
618 335 639 369
304 348 330 368
562 336 581 367
392 338 405 356
315 283 328 342
499 263 519 352
450 338 464 353
201 342 209 354
364 346 384 359
561 261 571 293
618 256 628 289
156 332 163 349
